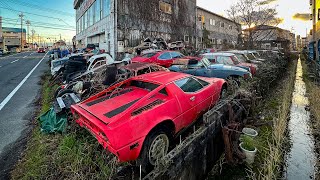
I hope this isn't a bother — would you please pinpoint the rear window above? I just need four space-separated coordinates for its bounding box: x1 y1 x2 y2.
130 80 159 91
39 48 44 50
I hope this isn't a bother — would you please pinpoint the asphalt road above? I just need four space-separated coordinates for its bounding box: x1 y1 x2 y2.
0 51 49 178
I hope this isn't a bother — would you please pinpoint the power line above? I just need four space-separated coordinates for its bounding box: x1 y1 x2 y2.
1 17 75 29
2 22 76 31
0 6 74 27
8 0 74 17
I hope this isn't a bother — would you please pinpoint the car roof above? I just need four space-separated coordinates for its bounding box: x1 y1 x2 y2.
203 52 235 56
133 71 189 85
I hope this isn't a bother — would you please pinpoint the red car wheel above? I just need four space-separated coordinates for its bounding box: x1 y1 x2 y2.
137 127 171 173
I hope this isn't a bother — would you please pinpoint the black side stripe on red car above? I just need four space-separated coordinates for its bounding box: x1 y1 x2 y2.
104 98 141 118
86 88 133 106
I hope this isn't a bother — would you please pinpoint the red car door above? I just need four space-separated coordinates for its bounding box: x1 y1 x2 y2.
174 77 209 128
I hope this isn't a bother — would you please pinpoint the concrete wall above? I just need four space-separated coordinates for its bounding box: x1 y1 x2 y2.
117 0 197 48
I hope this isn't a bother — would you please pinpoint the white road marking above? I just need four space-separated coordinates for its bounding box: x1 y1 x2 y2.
23 55 28 58
0 51 49 111
11 59 19 63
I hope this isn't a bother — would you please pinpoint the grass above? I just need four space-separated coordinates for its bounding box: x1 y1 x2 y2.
301 58 320 179
11 72 118 180
251 58 297 179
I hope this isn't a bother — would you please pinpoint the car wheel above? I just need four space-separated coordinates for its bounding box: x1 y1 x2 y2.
220 86 228 100
137 127 171 173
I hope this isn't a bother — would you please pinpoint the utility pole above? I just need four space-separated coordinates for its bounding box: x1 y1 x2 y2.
38 34 40 47
26 20 30 48
19 12 24 50
60 34 61 40
31 29 35 49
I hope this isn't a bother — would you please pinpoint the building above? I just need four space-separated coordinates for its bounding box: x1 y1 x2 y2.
2 27 26 50
196 7 241 50
74 0 197 58
296 35 302 50
301 37 309 48
310 0 320 61
243 25 294 51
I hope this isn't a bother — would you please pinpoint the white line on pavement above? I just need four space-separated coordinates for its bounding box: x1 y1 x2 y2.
23 55 28 58
11 59 19 63
0 51 49 111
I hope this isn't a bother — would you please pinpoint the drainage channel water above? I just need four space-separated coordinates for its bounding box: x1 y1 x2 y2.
284 59 316 179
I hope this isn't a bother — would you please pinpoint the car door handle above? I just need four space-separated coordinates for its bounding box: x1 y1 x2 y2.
190 96 195 101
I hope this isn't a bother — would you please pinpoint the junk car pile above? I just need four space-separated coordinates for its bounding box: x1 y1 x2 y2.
42 46 286 175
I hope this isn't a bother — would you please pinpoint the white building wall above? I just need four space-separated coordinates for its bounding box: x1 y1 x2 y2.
75 0 116 58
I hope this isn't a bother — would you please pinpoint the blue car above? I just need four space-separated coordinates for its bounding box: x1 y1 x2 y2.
169 57 252 80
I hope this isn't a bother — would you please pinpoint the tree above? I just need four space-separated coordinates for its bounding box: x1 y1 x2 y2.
226 0 281 49
202 26 212 48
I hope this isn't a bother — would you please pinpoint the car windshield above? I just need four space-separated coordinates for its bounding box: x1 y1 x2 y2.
235 54 246 63
231 56 240 65
246 53 256 60
200 57 211 67
130 80 159 91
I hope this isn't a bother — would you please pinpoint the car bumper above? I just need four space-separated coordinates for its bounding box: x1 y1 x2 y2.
72 106 143 162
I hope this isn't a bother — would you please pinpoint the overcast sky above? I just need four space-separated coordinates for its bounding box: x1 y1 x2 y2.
197 0 312 37
0 0 312 43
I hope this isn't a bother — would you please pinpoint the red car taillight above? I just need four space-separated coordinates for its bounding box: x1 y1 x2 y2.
99 132 109 142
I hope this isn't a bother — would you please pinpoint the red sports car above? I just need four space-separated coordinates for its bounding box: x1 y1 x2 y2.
131 51 200 68
202 52 257 75
71 71 226 170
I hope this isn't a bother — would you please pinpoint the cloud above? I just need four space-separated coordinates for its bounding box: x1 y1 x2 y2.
259 0 278 5
292 13 310 21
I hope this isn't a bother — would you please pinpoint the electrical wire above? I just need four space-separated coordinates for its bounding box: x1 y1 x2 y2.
2 21 75 31
0 6 74 27
8 0 74 17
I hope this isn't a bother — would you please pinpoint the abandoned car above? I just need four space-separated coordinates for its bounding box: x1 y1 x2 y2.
131 50 199 68
169 57 252 80
202 52 257 75
71 71 227 171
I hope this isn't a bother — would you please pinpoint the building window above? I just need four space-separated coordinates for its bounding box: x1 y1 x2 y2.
198 37 203 43
100 0 103 19
229 25 232 30
220 22 225 28
209 19 215 26
159 1 172 14
95 0 101 22
184 35 189 42
103 0 111 17
211 38 215 43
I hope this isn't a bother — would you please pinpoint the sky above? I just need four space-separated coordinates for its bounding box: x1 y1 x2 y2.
0 0 75 44
197 0 312 37
0 0 312 45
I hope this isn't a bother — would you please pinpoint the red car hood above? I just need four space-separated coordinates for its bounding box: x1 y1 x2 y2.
131 56 149 63
78 88 148 125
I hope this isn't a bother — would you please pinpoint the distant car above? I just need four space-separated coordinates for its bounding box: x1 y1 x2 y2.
38 47 45 53
202 52 257 75
224 50 264 65
131 51 199 68
169 57 252 80
199 48 216 55
71 71 227 171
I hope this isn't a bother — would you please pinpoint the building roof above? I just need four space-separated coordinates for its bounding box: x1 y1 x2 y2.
196 6 240 25
2 27 26 33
